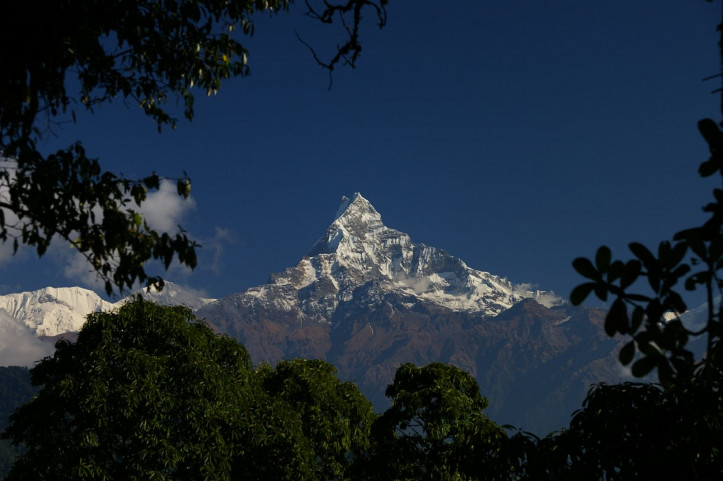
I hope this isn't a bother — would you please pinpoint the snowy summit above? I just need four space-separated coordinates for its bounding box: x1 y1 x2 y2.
216 193 563 324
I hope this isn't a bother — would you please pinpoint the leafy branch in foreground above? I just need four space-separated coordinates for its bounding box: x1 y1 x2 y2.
0 145 197 295
570 116 723 386
0 0 389 295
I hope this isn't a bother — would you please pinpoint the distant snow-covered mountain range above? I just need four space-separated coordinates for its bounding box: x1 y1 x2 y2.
1 193 563 338
0 193 626 433
0 283 215 338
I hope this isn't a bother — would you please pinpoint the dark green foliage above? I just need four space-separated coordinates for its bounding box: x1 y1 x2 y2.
0 301 381 480
510 382 723 480
0 368 35 480
229 390 318 481
2 301 255 480
0 368 34 427
0 0 388 295
552 383 679 480
258 359 375 480
366 362 510 481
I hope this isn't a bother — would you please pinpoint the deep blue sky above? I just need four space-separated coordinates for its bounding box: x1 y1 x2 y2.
1 1 720 301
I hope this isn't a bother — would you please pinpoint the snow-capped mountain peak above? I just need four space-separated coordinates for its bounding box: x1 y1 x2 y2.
310 192 386 255
0 286 114 337
236 193 563 321
0 282 214 339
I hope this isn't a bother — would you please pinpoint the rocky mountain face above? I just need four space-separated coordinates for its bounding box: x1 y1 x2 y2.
197 193 625 434
0 193 626 434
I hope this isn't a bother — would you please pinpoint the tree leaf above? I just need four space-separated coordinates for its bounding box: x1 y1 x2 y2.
699 158 719 177
629 242 656 269
605 298 629 336
595 245 612 271
619 341 635 366
570 283 595 305
594 283 609 302
572 257 599 280
631 356 657 378
620 260 641 289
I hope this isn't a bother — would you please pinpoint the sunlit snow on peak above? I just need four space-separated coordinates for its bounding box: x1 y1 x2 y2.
285 193 563 318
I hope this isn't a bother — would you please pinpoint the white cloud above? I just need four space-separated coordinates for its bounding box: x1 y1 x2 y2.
393 272 431 294
137 179 196 232
206 227 233 275
62 249 109 293
0 310 54 366
535 292 565 308
512 283 565 308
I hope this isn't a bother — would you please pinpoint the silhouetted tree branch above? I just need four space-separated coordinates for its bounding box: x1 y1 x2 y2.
298 0 388 88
